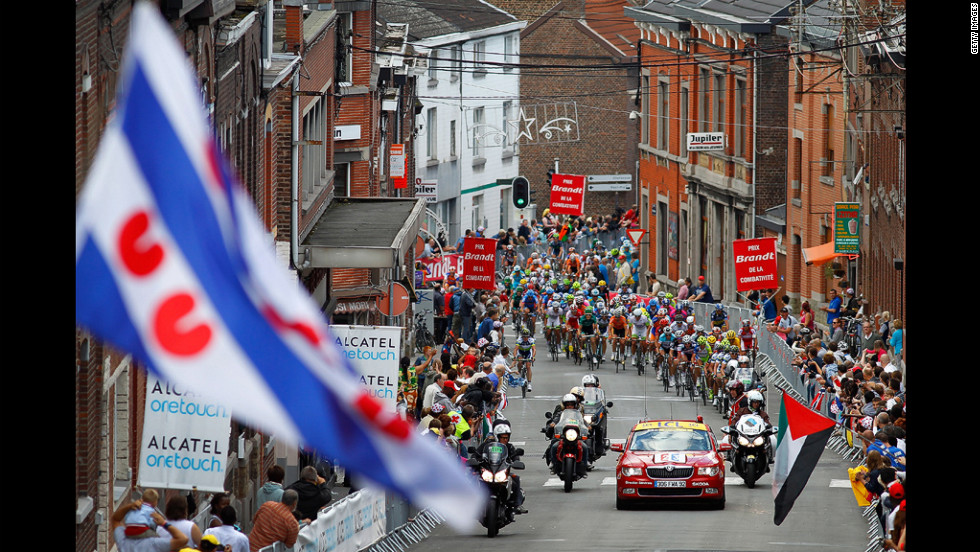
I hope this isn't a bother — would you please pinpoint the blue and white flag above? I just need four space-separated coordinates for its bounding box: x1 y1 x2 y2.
75 2 484 529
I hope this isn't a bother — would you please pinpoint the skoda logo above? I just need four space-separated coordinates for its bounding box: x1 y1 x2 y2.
665 465 674 472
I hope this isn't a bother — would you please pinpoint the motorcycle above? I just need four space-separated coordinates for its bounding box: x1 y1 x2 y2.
720 413 776 488
467 442 526 537
543 409 589 492
581 387 614 461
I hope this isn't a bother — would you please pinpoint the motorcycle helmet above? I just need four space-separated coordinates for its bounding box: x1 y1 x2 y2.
727 380 745 395
746 390 764 412
493 423 512 438
738 355 749 365
582 374 598 387
562 394 578 408
570 387 585 402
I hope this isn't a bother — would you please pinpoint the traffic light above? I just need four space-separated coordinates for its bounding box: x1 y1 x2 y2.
512 176 530 209
546 168 555 188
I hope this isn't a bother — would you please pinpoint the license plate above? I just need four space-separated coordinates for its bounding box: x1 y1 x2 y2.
654 480 686 488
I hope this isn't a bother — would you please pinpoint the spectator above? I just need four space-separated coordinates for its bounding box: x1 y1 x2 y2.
199 535 224 552
460 288 477 344
157 494 202 548
518 219 531 243
690 276 714 303
799 301 816 332
421 371 448 412
860 321 882 355
889 319 903 361
829 317 845 343
248 489 301 552
286 465 332 522
204 506 249 552
256 465 285 506
432 283 447 344
760 289 778 322
208 493 230 529
110 496 188 552
822 288 842 326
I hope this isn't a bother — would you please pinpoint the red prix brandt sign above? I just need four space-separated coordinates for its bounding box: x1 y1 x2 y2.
732 238 778 292
549 173 585 217
462 237 497 290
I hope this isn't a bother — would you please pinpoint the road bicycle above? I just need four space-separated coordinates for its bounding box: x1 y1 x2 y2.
547 327 561 362
632 340 646 376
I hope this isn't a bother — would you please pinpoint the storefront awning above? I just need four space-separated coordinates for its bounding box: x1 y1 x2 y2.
802 241 859 266
301 198 426 268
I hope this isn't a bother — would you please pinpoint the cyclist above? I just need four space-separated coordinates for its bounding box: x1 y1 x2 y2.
737 319 757 362
596 305 611 362
513 327 536 392
520 286 540 334
608 306 630 363
578 306 600 364
710 303 728 331
544 300 565 353
627 307 652 368
677 334 700 395
503 244 517 270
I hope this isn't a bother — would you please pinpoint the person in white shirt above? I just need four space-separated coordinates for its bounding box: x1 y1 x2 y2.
203 506 249 552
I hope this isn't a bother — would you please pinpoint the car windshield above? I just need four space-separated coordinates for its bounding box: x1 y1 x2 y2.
628 429 712 452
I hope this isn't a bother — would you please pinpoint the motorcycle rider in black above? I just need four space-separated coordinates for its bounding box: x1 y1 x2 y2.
729 390 775 464
476 424 527 513
545 392 591 472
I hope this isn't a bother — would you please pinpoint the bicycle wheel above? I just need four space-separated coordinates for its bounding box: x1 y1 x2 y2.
521 364 527 398
676 366 682 396
700 373 708 406
688 371 695 401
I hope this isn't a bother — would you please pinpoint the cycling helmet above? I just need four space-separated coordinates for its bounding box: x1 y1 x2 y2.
673 330 684 339
838 341 848 352
572 281 581 290
507 245 513 250
582 374 598 387
584 306 594 314
632 308 643 318
727 330 736 340
694 325 704 333
707 335 716 344
521 327 531 336
493 423 512 437
657 291 666 299
746 390 764 411
742 319 752 327
591 289 600 296
715 303 724 310
665 293 674 300
657 308 667 317
588 276 597 284
682 335 693 344
598 280 606 287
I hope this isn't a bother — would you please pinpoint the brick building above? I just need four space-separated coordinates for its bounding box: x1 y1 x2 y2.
625 0 788 303
507 0 641 237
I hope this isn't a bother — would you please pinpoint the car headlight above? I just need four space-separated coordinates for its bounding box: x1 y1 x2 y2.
584 415 593 425
697 466 720 477
621 467 643 477
494 470 509 483
565 428 579 441
752 436 765 447
481 469 494 482
738 436 750 446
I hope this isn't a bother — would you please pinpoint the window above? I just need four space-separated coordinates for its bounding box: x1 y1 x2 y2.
450 119 457 157
504 34 516 71
734 78 747 158
472 194 483 230
336 13 353 85
502 101 512 148
641 75 650 145
657 79 669 151
699 68 710 132
302 99 326 199
427 108 438 160
472 41 486 77
680 85 689 155
472 107 485 158
793 137 803 200
450 44 461 81
823 103 835 180
713 73 725 133
427 49 438 82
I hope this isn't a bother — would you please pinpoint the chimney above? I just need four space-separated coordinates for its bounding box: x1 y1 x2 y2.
284 0 305 54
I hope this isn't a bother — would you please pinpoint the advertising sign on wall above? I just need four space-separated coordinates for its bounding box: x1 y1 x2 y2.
732 237 779 291
328 325 402 411
295 487 387 552
834 202 861 254
138 373 232 492
549 173 585 216
419 254 465 283
461 237 497 290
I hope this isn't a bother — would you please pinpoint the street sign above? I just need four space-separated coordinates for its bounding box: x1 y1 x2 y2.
415 178 437 203
587 174 632 183
627 228 647 247
587 183 632 192
549 173 586 216
378 282 411 316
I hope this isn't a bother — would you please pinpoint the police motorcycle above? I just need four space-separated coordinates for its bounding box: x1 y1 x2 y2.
580 379 614 461
467 426 526 537
542 396 590 492
720 356 763 415
720 400 776 489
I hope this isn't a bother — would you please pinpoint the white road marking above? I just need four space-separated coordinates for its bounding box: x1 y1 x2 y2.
543 477 564 486
601 477 617 485
829 479 853 488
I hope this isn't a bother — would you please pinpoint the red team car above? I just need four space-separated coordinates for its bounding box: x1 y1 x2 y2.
611 418 730 509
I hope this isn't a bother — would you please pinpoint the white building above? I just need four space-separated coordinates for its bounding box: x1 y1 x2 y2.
379 0 526 244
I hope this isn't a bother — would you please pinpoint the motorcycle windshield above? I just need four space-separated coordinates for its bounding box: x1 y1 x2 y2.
484 442 507 469
556 409 585 430
582 388 605 415
735 414 766 437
